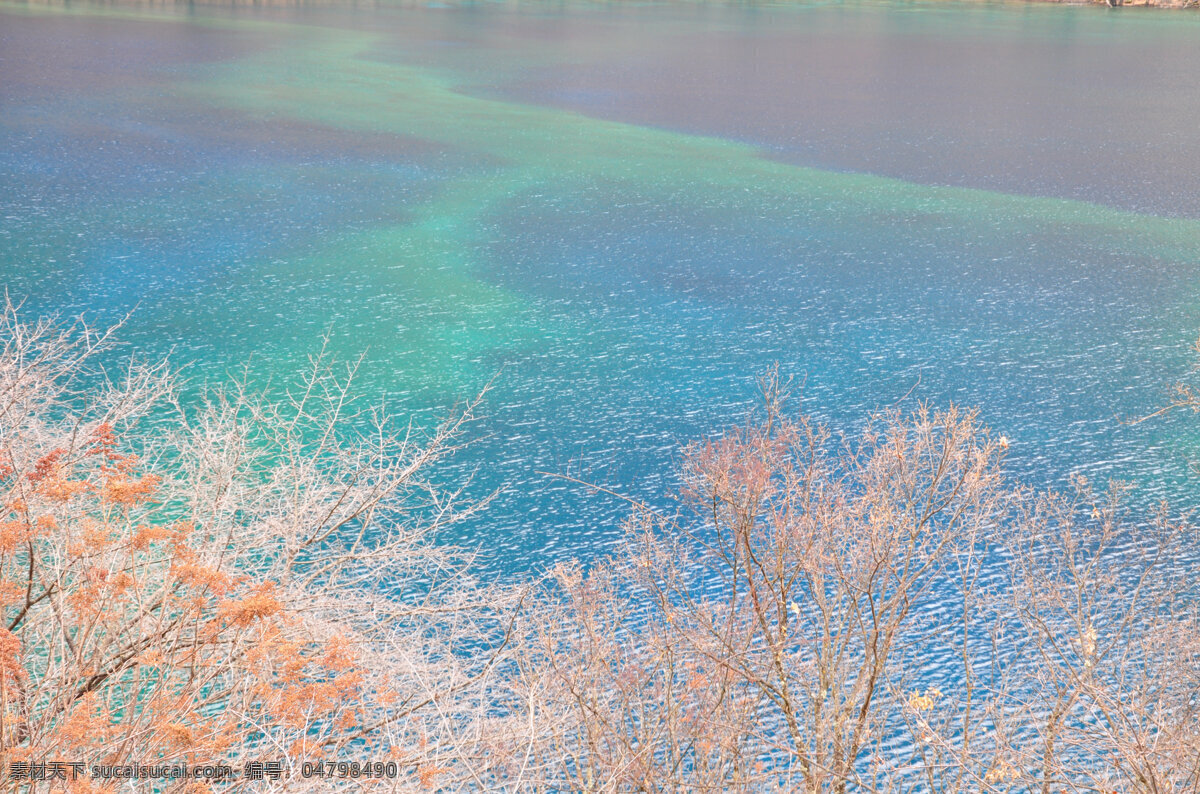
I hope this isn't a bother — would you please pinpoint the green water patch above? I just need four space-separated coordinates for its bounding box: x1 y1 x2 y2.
162 18 1200 420
144 193 558 395
8 1 1200 391
11 0 1200 279
182 29 1200 248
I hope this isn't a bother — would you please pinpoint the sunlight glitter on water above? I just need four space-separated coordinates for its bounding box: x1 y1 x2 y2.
3 0 1200 574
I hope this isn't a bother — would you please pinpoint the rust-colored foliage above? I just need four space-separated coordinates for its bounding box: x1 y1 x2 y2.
0 433 369 774
0 301 503 790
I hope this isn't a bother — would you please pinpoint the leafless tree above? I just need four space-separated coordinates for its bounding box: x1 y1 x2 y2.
0 298 519 792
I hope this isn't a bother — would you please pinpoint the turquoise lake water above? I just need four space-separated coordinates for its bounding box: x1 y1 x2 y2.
3 0 1200 574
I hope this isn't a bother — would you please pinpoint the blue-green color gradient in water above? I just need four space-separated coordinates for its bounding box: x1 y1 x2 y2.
3 0 1200 574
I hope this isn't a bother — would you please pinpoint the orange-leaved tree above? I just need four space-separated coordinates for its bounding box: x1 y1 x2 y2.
0 300 518 792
